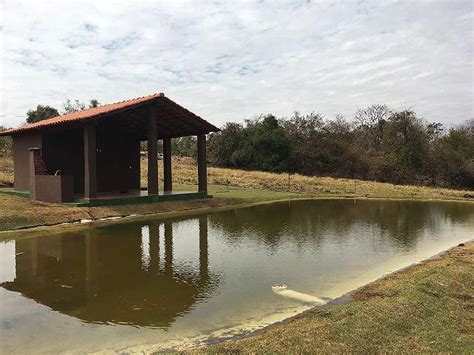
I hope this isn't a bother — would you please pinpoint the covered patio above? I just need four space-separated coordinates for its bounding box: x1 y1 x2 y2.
0 93 219 206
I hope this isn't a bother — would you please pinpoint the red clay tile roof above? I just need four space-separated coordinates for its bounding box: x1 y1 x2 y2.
0 93 219 136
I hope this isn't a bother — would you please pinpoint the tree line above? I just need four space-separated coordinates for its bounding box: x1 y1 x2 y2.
205 105 473 190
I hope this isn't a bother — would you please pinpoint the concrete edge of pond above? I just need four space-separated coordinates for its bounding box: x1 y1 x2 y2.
1 196 473 241
184 239 474 352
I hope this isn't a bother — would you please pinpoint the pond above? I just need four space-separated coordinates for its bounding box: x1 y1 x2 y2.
1 199 473 352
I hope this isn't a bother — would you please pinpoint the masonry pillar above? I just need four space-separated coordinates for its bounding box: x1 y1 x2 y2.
147 105 158 195
197 134 207 194
84 123 97 198
163 137 172 194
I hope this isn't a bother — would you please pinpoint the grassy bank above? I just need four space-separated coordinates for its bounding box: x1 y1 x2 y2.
0 185 299 232
0 156 472 232
194 242 474 353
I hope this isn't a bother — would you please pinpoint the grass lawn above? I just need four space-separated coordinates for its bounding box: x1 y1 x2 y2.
0 155 472 232
194 242 474 353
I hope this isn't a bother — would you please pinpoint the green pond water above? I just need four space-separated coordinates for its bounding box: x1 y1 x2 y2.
1 199 473 352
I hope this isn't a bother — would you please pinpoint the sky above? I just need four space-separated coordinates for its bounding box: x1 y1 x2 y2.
0 0 473 128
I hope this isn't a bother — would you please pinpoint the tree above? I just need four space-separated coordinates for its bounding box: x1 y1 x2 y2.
26 105 59 124
434 120 474 188
89 99 100 108
63 99 100 113
354 104 391 128
282 112 325 175
244 114 290 172
63 99 85 113
0 126 12 156
208 122 245 167
171 136 197 157
208 115 290 172
354 104 391 151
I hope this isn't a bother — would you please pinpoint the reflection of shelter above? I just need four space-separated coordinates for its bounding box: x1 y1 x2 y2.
2 216 216 328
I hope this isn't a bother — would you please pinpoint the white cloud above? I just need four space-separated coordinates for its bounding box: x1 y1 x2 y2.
0 0 473 128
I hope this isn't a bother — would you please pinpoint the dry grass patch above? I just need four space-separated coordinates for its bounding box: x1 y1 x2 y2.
164 156 471 200
0 156 13 186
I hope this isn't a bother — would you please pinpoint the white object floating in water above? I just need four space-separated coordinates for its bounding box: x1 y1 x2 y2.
98 216 122 221
272 284 328 304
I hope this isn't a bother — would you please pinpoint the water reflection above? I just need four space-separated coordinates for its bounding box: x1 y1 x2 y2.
209 199 474 250
2 216 217 329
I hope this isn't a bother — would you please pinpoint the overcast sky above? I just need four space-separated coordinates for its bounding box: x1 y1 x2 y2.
1 0 473 128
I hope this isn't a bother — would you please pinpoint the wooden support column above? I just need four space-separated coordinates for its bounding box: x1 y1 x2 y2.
147 105 158 195
84 123 97 198
197 134 207 193
163 137 172 193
